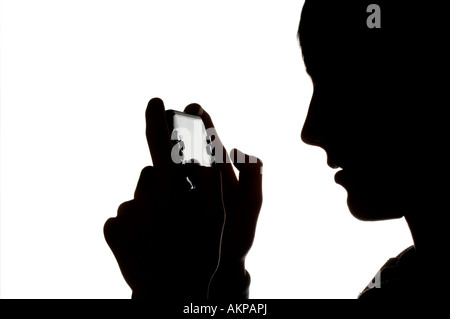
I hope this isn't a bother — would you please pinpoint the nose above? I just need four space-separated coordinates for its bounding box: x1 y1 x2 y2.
301 90 326 149
301 118 323 147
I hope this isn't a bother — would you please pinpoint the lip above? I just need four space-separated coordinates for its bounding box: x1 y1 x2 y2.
326 152 344 170
334 169 346 185
327 157 340 169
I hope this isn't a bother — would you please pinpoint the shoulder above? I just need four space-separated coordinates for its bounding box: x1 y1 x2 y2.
358 246 428 299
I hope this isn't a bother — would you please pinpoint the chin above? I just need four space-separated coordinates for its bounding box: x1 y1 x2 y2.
345 187 405 221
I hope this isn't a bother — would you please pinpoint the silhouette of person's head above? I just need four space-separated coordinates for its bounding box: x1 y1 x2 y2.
298 1 445 229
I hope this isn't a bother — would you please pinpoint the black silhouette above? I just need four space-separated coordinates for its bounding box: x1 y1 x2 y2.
299 1 447 299
104 0 447 300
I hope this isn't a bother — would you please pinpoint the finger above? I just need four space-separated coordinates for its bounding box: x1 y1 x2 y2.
187 166 226 254
134 166 157 201
134 165 178 217
145 98 173 171
184 103 238 192
193 166 225 220
103 200 136 247
230 148 263 210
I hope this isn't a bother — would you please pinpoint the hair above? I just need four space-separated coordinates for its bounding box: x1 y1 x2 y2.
299 1 420 81
298 0 445 117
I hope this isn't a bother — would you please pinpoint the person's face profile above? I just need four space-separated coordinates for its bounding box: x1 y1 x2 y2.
298 1 422 222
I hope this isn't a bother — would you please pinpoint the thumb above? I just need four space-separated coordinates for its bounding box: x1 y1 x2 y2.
230 148 263 209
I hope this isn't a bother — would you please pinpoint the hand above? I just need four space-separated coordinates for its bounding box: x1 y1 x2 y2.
183 104 263 298
104 98 225 299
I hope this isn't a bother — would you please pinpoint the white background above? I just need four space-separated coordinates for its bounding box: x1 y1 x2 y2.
0 0 412 298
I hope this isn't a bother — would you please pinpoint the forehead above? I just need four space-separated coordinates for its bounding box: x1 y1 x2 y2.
298 1 379 59
298 10 383 83
298 4 347 79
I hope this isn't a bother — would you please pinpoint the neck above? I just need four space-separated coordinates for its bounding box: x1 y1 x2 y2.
404 210 446 260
